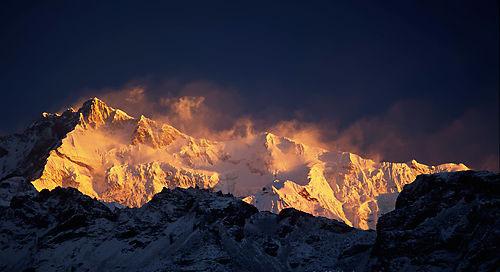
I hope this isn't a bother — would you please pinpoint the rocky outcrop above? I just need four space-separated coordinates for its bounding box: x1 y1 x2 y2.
370 171 499 271
0 185 375 272
0 109 79 182
131 115 185 148
0 170 498 271
78 97 134 129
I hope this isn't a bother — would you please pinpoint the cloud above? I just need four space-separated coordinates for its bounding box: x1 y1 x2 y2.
161 96 205 121
69 80 498 171
71 80 252 141
267 120 330 149
325 101 499 171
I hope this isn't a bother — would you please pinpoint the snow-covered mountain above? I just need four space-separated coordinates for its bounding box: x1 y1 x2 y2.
0 171 498 271
0 98 469 229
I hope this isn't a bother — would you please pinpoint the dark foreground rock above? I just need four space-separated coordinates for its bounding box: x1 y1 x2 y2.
0 171 498 272
0 187 374 272
370 171 499 271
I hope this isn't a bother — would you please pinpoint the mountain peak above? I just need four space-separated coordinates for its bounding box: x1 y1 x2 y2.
138 114 152 123
0 97 472 232
81 97 106 109
264 131 278 145
79 97 111 117
131 115 184 148
77 97 133 128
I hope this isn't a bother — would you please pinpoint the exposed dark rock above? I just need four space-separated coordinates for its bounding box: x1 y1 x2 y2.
278 207 314 224
0 171 497 272
0 185 374 272
0 110 80 182
370 171 499 272
263 240 279 256
0 147 8 157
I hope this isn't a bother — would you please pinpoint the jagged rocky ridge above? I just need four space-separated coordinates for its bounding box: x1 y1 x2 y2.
0 186 375 271
370 171 500 271
0 171 498 271
0 98 469 229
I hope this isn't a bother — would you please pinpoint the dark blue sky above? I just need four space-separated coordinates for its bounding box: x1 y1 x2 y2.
1 0 498 170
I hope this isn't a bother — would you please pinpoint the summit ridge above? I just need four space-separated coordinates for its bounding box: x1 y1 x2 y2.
0 98 469 229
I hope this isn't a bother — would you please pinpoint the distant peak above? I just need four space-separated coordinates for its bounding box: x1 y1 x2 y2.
264 131 277 139
79 97 111 113
77 97 132 128
80 97 108 110
409 159 421 166
263 132 280 148
138 115 152 122
131 116 184 148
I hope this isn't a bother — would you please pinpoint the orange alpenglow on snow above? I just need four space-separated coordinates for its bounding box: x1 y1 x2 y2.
26 98 468 229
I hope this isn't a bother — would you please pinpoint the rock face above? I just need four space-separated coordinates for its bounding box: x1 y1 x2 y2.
0 98 469 229
0 171 498 271
0 109 79 181
370 171 500 271
0 186 375 272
